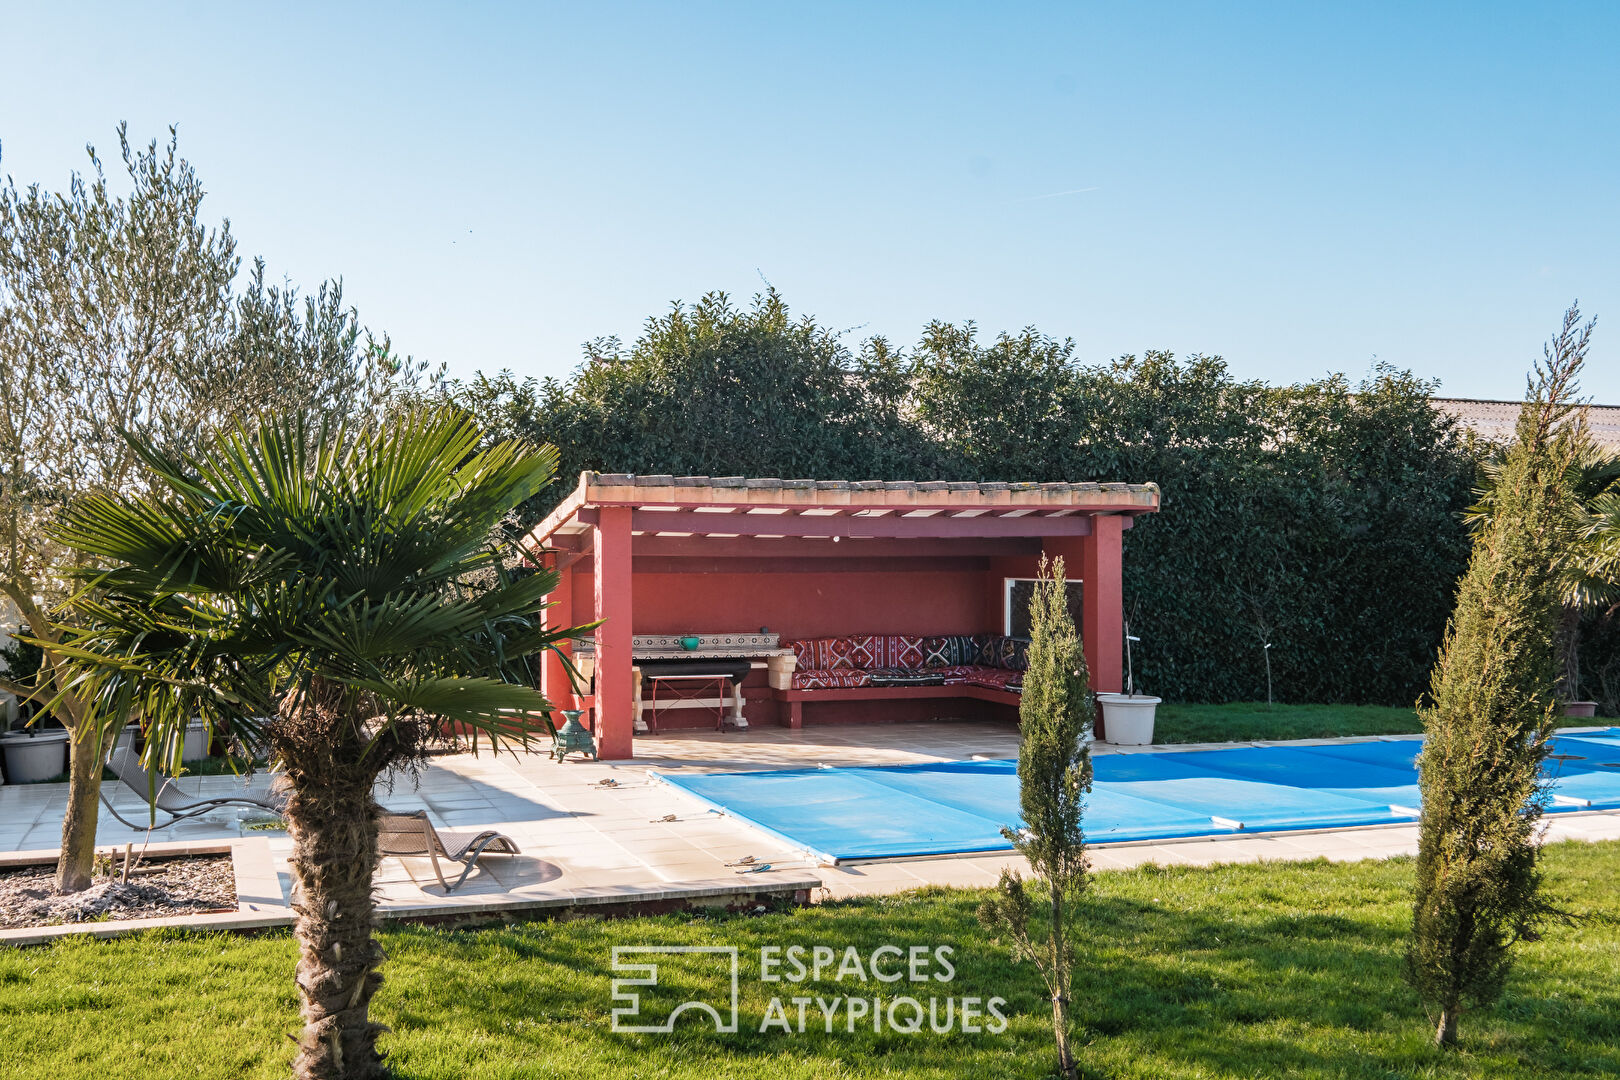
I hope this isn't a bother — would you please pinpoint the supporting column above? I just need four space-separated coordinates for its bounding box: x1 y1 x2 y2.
1080 513 1124 696
541 560 576 708
593 506 635 760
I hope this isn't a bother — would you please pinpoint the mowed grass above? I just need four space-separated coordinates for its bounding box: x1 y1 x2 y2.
1152 702 1425 742
1151 702 1611 743
2 843 1618 1079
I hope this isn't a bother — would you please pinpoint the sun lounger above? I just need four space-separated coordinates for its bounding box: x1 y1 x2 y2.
99 747 287 830
376 808 521 893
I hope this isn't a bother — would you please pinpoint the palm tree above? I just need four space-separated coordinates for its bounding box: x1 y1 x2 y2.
49 409 585 1080
1464 435 1620 699
1585 490 1620 602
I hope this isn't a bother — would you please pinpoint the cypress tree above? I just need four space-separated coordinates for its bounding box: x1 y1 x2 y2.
1407 305 1590 1047
978 555 1092 1079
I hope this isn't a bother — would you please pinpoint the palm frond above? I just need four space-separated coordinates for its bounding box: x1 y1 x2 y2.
47 406 582 771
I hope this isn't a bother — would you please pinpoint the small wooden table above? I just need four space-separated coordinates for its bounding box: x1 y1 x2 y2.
630 633 797 732
638 659 753 732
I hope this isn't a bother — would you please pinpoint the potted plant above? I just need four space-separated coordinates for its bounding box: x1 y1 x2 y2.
184 717 211 761
1095 627 1160 745
0 637 69 782
0 721 70 783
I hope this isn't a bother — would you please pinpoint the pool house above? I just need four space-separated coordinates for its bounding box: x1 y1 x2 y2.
523 473 1161 759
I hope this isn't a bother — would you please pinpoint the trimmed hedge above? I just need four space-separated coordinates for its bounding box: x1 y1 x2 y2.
452 291 1486 705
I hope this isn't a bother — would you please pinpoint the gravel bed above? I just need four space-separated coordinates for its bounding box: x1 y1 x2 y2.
0 855 236 928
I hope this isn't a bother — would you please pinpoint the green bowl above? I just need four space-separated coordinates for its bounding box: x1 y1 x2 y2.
680 635 701 651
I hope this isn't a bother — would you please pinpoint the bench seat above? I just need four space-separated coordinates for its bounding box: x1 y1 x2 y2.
775 634 1029 728
792 665 1023 693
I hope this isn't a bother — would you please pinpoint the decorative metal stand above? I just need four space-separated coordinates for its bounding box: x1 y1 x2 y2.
550 708 598 762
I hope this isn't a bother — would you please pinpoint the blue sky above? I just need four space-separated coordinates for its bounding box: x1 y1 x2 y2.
5 2 1618 399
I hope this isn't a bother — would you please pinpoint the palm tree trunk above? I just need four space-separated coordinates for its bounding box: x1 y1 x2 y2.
283 764 388 1079
1558 604 1582 701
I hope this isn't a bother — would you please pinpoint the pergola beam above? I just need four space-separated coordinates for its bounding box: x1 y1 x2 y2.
617 535 1042 559
576 507 1098 539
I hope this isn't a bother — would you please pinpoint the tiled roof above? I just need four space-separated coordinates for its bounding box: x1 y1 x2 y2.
1434 398 1620 449
527 471 1160 545
584 473 1159 496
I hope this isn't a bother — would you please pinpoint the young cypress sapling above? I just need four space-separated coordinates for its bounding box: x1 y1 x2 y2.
1407 304 1590 1047
978 555 1092 1080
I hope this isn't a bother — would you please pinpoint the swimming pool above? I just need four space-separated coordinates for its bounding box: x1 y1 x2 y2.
654 730 1620 863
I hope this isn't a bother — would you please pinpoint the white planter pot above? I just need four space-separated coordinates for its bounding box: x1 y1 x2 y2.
1097 693 1161 746
1 729 70 784
113 724 141 756
184 720 210 761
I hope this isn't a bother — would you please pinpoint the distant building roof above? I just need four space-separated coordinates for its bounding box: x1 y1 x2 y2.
1433 397 1620 449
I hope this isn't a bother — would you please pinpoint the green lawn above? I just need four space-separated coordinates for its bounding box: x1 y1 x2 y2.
3 842 1618 1079
1150 702 1611 743
1151 702 1425 743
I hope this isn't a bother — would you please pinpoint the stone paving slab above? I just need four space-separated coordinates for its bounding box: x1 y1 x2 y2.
4 722 1619 938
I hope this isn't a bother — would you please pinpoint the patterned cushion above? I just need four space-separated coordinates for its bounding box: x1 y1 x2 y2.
825 637 860 669
789 661 1022 693
934 665 980 686
867 667 946 687
959 666 1024 692
786 635 932 671
792 668 873 690
785 635 1030 684
889 636 926 668
997 637 1031 672
919 635 979 666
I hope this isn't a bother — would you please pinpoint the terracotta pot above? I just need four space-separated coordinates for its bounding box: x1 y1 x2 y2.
1562 701 1599 719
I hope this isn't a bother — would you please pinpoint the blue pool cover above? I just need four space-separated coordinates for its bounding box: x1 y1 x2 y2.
654 730 1620 862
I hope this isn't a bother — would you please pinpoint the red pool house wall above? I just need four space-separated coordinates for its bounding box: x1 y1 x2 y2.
528 475 1154 759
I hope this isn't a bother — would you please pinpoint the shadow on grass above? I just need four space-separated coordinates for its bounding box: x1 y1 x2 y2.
369 853 1620 1079
3 845 1618 1079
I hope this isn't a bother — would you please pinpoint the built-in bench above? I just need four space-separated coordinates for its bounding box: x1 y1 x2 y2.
772 634 1028 728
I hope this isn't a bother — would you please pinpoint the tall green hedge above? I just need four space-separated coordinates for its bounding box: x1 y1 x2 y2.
451 291 1490 705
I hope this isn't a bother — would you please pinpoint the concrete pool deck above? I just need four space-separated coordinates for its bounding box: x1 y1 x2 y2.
4 721 1619 944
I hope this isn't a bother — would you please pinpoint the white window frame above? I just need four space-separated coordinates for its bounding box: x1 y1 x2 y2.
1003 576 1084 637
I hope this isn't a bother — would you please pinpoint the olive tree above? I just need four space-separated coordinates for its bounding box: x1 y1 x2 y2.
0 125 419 892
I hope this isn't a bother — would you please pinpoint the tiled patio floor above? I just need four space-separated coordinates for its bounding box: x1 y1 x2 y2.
4 721 1618 944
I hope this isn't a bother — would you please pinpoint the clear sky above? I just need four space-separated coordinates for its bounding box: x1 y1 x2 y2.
4 2 1617 400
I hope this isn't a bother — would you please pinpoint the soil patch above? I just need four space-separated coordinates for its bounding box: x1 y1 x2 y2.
0 855 235 928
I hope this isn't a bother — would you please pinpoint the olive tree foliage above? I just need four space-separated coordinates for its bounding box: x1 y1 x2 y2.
222 258 433 431
1407 305 1590 1047
0 125 422 892
978 556 1093 1080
